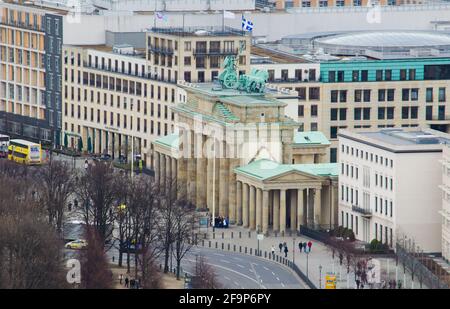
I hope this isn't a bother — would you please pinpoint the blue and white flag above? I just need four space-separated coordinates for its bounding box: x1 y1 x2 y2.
241 16 254 32
156 11 168 21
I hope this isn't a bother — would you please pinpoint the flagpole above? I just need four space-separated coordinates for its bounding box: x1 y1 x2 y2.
153 0 157 28
222 10 224 32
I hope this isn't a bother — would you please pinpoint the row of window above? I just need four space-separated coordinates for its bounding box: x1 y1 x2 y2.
340 211 359 236
64 112 169 137
329 88 447 103
341 144 394 168
65 99 174 121
328 68 416 83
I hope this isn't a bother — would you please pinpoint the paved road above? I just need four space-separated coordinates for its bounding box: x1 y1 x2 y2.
179 246 306 289
98 242 306 289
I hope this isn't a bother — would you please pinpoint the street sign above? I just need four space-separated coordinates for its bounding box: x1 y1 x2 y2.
257 234 264 241
325 274 337 289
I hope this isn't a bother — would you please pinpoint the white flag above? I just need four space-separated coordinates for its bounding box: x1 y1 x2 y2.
223 10 236 19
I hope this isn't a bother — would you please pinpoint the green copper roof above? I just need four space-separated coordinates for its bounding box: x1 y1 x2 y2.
154 133 179 150
235 159 338 181
293 131 330 145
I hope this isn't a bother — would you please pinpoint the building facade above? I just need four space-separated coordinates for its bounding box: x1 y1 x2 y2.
147 27 251 84
62 44 182 165
338 128 446 252
0 2 63 146
152 79 339 235
440 145 450 261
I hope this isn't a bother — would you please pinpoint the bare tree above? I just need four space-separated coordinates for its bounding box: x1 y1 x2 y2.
75 162 121 243
0 174 68 289
80 227 114 289
192 255 221 289
35 159 76 234
127 176 161 282
172 199 196 280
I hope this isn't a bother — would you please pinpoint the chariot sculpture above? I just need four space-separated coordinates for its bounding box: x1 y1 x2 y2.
218 56 268 94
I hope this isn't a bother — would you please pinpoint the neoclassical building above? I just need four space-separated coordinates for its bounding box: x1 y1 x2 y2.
151 78 338 235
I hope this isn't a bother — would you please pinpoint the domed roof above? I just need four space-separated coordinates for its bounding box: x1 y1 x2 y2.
314 31 450 48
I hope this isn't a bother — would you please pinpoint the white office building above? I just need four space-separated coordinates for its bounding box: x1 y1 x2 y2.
338 128 448 253
440 145 450 261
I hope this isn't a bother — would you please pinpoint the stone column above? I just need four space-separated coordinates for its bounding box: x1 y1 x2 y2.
262 190 269 235
290 190 297 232
165 155 171 186
196 134 207 209
314 188 322 227
228 158 239 224
186 130 196 203
242 183 249 227
218 142 229 217
273 190 280 232
206 155 213 212
249 185 256 230
280 189 287 235
177 129 188 198
160 153 166 189
297 189 304 231
171 157 177 182
236 181 243 225
307 188 314 226
256 187 262 233
155 151 160 186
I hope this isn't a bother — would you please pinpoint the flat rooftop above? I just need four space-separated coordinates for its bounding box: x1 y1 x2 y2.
71 44 146 59
251 45 309 64
149 26 249 37
339 128 450 153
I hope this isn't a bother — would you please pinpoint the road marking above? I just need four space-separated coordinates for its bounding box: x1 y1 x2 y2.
234 281 239 286
233 257 243 261
272 272 276 276
281 283 285 287
276 277 280 281
185 259 264 288
213 253 225 257
224 276 230 281
263 266 270 271
250 263 266 289
237 264 245 268
220 259 231 264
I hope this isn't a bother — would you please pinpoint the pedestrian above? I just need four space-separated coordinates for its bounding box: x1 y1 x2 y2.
307 241 312 252
298 242 303 253
130 279 135 289
278 242 283 253
119 274 123 285
84 160 88 170
303 242 307 253
124 277 129 288
284 245 288 258
271 245 275 256
356 278 360 289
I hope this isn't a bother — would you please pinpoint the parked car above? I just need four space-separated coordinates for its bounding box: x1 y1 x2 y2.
65 239 88 250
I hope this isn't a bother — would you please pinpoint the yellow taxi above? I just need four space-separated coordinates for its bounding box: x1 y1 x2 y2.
65 239 88 250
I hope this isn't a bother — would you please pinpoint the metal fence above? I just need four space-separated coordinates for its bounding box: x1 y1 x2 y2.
396 243 449 289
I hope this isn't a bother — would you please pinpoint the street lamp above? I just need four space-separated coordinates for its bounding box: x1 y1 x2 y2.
319 265 323 289
306 250 309 279
293 237 296 264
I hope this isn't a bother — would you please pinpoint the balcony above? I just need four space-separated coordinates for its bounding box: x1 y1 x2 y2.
352 205 372 218
192 48 239 56
148 45 174 55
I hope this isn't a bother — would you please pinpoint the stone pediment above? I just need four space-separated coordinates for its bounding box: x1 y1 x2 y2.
264 169 322 183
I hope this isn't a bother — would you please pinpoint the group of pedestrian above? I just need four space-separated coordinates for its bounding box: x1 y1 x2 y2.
119 274 140 289
298 241 313 253
212 216 229 228
270 240 313 258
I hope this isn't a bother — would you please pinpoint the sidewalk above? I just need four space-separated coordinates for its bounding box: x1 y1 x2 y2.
196 226 428 289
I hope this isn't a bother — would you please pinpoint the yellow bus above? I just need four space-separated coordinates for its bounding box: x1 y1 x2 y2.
8 139 42 165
